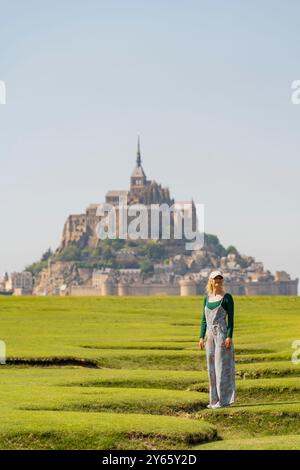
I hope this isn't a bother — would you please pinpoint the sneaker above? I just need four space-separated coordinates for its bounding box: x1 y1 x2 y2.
212 402 231 409
211 402 222 409
206 404 212 409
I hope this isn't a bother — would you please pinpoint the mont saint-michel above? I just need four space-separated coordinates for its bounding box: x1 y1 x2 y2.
1 141 298 296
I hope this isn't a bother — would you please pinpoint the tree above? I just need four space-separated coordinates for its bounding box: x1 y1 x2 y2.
226 245 239 256
205 233 226 257
41 248 52 262
139 259 154 274
56 244 82 261
25 260 48 277
205 234 220 246
139 241 165 260
25 247 53 277
110 239 125 250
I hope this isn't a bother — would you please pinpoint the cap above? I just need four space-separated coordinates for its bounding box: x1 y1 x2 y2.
209 270 224 280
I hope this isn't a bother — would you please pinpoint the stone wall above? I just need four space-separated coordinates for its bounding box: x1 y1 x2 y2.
61 214 86 249
118 283 180 296
245 280 298 296
64 277 299 297
68 283 180 296
70 286 102 296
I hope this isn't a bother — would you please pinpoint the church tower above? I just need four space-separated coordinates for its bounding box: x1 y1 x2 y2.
130 137 147 194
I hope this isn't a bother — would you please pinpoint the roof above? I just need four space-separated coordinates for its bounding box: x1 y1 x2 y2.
131 165 146 178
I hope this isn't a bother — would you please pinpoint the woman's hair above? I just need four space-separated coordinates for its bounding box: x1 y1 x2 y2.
206 277 225 295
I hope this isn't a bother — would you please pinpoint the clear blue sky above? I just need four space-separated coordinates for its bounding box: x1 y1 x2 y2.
0 0 299 286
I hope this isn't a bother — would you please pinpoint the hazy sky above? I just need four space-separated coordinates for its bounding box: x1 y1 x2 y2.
0 0 299 287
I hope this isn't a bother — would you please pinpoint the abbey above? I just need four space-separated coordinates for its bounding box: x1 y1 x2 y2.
60 138 194 249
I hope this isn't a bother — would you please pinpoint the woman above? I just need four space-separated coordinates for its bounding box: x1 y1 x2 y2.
198 270 235 409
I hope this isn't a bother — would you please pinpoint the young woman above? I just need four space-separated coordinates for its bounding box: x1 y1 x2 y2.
198 270 235 409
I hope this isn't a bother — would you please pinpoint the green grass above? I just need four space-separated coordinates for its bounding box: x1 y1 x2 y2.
0 295 299 449
0 410 216 450
193 434 300 450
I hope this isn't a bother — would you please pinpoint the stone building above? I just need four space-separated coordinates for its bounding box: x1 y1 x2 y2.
5 271 33 295
59 138 196 249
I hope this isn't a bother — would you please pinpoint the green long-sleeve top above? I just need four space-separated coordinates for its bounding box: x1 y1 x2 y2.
199 293 234 339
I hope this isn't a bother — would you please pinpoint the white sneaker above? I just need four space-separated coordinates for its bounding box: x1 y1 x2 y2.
211 402 222 409
211 402 231 409
206 404 212 409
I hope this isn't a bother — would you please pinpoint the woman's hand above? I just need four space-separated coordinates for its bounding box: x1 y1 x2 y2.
224 337 232 349
198 338 205 350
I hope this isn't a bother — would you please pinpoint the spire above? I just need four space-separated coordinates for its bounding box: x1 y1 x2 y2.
131 136 146 180
136 136 141 167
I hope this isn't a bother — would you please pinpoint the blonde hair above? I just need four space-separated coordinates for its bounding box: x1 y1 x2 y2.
206 277 225 295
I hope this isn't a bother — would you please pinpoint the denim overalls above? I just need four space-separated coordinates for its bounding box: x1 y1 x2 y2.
205 295 235 407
